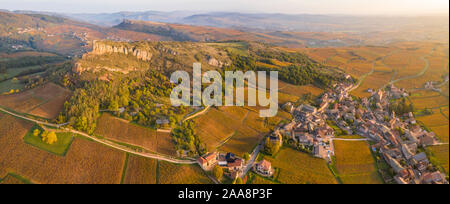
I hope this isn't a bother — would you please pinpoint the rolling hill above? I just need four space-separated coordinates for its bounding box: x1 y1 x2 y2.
0 11 164 56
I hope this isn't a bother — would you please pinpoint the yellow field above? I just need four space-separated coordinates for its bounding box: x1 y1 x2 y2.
196 104 284 153
339 173 384 184
244 111 271 132
219 126 264 156
430 125 449 143
336 135 366 139
417 111 449 127
195 107 242 150
278 83 324 97
395 44 448 90
157 161 212 184
217 106 249 120
442 106 449 118
353 71 393 98
410 95 449 109
333 140 383 184
410 90 442 98
278 92 300 104
0 83 72 119
95 113 176 156
265 148 338 184
247 173 278 184
427 145 449 176
0 113 126 184
123 154 157 184
345 61 373 77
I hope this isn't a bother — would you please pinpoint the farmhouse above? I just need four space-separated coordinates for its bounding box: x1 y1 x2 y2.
421 171 448 184
197 152 218 171
227 159 243 172
255 160 273 176
313 144 328 159
156 118 170 125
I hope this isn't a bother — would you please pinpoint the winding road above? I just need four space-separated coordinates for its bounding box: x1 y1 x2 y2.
182 106 210 123
382 48 435 89
349 51 398 92
0 107 197 165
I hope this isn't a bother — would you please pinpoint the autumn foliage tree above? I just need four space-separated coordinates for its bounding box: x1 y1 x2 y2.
213 166 223 181
42 131 58 145
33 129 41 137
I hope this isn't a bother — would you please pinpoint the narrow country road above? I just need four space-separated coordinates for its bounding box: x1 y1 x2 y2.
0 107 196 164
429 143 450 146
382 47 435 89
182 106 210 123
241 140 263 179
349 51 398 93
349 61 375 92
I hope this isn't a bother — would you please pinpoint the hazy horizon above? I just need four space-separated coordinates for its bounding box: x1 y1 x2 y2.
1 0 449 16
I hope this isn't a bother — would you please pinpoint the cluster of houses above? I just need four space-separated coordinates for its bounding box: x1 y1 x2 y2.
363 86 447 184
280 83 356 161
197 81 447 184
424 76 449 92
335 84 447 184
198 151 275 180
279 82 447 184
197 152 245 180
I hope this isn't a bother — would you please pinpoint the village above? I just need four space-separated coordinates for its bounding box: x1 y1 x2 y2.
281 81 447 184
197 80 448 184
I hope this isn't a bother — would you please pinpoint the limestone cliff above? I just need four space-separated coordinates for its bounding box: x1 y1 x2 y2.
73 41 232 74
92 40 152 61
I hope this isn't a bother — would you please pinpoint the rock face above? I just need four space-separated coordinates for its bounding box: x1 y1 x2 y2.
73 63 137 74
92 41 152 61
73 41 153 74
207 55 228 68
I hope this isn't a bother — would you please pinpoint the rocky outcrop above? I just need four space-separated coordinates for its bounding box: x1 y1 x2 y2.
207 55 229 68
92 41 152 61
73 62 136 74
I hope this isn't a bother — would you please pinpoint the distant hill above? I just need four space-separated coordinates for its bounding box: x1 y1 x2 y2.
64 11 200 27
61 11 449 45
113 19 303 45
55 11 449 33
0 11 164 56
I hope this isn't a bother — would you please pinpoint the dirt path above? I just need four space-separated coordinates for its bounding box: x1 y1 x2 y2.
350 51 398 92
182 106 210 123
0 107 196 164
383 47 435 89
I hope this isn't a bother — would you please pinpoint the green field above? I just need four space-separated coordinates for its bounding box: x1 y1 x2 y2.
0 173 33 184
207 42 249 56
0 79 25 94
23 125 74 156
1 66 41 79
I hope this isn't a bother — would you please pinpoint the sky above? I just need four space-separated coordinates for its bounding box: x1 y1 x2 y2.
0 0 448 15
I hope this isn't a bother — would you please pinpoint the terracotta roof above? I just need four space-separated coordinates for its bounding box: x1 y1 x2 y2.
197 157 207 165
204 152 217 162
259 160 271 170
227 159 242 168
